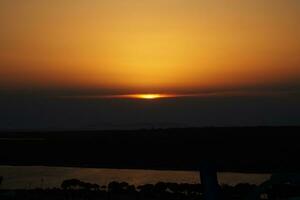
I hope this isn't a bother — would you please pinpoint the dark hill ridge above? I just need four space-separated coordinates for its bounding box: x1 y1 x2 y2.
0 127 299 173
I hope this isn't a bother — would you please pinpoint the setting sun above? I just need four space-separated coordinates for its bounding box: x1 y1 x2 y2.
137 94 161 99
137 94 165 99
126 94 176 100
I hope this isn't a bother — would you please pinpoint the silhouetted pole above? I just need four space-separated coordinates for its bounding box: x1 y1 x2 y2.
200 164 221 200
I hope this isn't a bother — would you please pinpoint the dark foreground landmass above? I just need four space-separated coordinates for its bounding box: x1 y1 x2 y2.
1 179 300 200
0 127 300 173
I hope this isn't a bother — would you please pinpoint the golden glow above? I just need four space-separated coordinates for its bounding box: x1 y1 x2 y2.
61 91 294 100
62 94 180 100
0 1 300 92
128 94 173 100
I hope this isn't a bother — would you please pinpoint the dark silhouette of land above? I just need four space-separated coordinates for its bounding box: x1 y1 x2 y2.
1 179 300 200
0 127 300 173
1 127 300 200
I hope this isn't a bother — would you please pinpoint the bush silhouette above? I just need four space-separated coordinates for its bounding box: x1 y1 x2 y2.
61 179 100 191
108 181 136 194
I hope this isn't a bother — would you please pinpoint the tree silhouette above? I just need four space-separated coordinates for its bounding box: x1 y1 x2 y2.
62 179 80 190
154 182 168 194
108 181 123 194
108 181 136 194
61 179 100 191
137 184 155 195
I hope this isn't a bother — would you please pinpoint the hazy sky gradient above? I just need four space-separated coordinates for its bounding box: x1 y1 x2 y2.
0 1 300 130
1 0 300 93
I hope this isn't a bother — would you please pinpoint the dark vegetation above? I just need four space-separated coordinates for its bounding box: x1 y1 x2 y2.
1 127 300 199
1 179 300 200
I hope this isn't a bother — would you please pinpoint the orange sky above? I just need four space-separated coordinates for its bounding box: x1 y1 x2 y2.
0 0 300 93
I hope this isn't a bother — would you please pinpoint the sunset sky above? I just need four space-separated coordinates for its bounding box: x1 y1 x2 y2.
0 1 300 188
0 1 300 130
1 0 300 94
